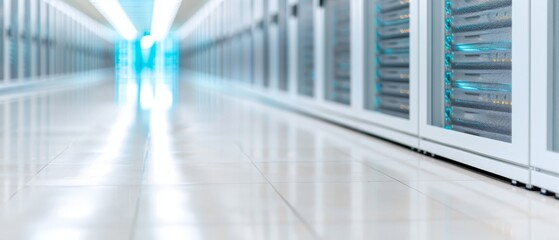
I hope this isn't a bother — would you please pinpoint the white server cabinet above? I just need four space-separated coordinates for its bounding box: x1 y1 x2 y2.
242 0 253 85
287 0 297 98
48 4 55 75
530 0 559 195
278 0 289 92
215 2 222 78
0 0 4 82
323 0 351 107
22 0 31 78
40 0 48 76
267 0 280 91
296 0 315 98
17 0 25 79
6 0 19 81
30 0 39 77
419 0 530 182
265 0 289 93
253 0 269 88
352 0 419 147
223 0 232 80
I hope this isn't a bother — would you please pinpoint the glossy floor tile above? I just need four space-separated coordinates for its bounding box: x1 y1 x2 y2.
0 78 558 240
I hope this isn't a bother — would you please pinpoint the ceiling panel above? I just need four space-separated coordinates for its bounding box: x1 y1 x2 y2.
61 0 209 37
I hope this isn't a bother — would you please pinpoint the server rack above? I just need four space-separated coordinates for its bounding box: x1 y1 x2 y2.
278 0 289 91
268 0 280 90
297 0 315 97
0 0 4 82
242 0 253 85
224 0 233 81
7 0 19 80
48 3 55 75
366 0 411 119
287 0 298 97
41 1 52 76
419 0 530 181
30 0 38 77
531 0 559 195
253 0 269 88
324 0 351 106
22 0 31 78
354 0 419 146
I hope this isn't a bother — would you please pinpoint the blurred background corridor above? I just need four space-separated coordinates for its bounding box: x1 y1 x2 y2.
1 0 559 239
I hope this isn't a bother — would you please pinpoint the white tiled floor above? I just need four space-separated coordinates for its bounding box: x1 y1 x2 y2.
1 79 559 239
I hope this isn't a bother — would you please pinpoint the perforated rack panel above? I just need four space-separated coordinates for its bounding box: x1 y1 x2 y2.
325 0 351 105
374 0 410 118
297 0 314 97
443 0 512 142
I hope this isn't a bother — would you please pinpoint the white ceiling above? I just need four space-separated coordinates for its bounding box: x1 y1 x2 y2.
62 0 208 36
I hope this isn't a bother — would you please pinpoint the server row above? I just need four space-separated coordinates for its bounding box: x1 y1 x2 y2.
179 0 559 196
0 0 113 84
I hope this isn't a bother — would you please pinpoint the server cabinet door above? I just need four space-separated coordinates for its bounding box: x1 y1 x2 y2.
267 0 279 90
419 0 530 166
278 0 289 91
324 0 351 106
8 0 18 80
48 5 55 75
23 0 31 78
297 0 315 97
531 0 559 184
30 0 38 77
365 0 411 119
356 0 419 137
0 0 4 82
253 0 269 88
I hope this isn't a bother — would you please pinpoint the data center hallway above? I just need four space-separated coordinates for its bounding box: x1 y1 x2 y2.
1 76 559 240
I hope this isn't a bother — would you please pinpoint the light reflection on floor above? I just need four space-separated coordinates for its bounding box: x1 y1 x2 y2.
0 72 559 239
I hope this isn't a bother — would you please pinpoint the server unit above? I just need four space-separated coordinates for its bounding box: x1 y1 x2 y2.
324 0 351 106
297 0 315 97
531 0 559 195
355 0 419 145
0 0 4 82
268 0 280 90
253 0 269 88
278 0 289 91
7 0 19 80
367 0 411 119
419 0 530 182
242 0 253 85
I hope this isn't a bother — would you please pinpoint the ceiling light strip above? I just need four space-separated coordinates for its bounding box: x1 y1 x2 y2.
43 0 114 42
150 0 183 41
176 0 224 40
90 0 138 40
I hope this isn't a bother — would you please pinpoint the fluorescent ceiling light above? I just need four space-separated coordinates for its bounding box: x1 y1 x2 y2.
90 0 137 40
151 0 183 41
141 35 155 49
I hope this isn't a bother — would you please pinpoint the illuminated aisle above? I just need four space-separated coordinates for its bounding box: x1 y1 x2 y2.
0 74 558 239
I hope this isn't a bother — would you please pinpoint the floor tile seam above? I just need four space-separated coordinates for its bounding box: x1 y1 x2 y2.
6 144 74 201
265 179 397 184
402 173 539 211
355 159 488 183
238 146 323 240
351 159 503 222
251 160 356 163
14 184 142 190
367 167 514 222
129 132 152 240
132 222 316 227
26 179 468 187
301 217 536 225
355 159 499 182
